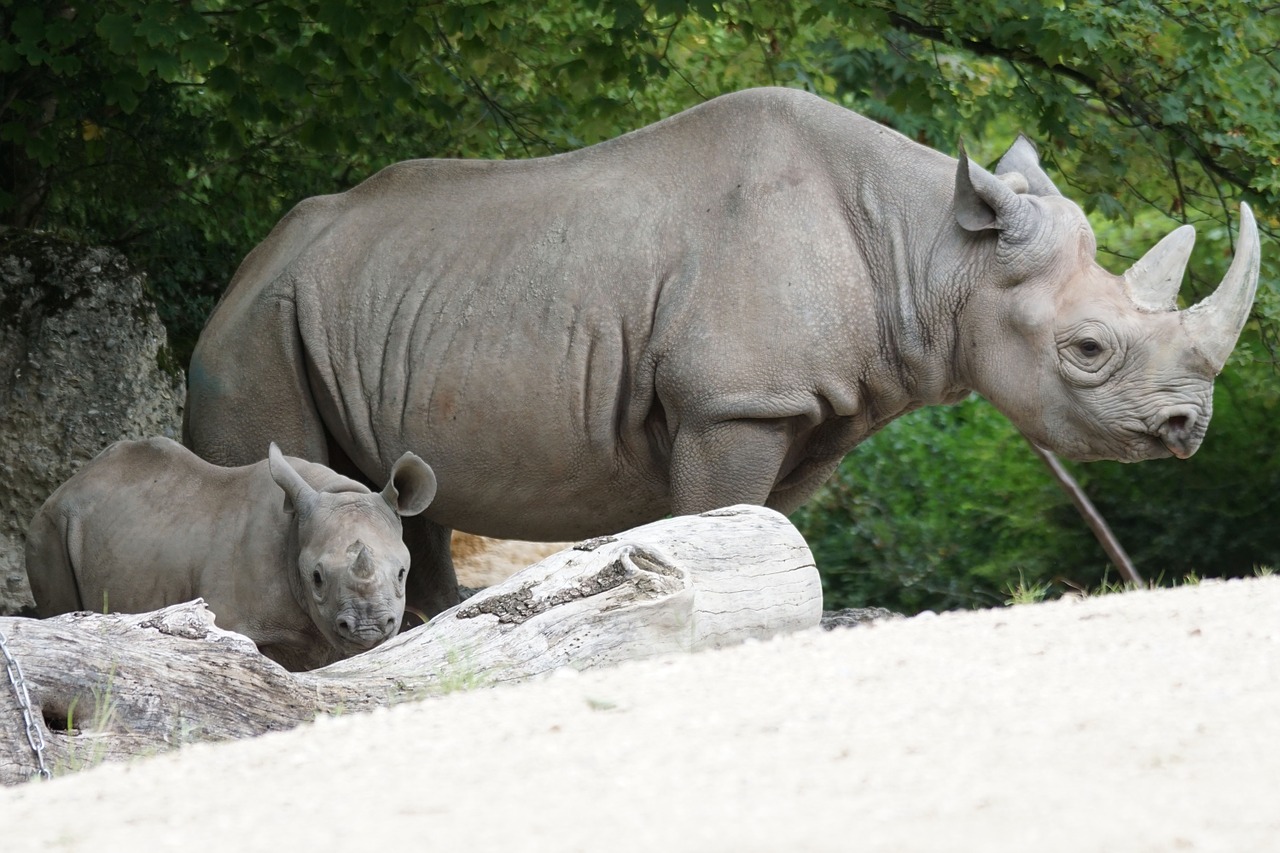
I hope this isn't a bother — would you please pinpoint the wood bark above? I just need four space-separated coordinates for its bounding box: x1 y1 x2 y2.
0 505 822 785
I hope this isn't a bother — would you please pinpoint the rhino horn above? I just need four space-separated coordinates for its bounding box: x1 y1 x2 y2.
1123 224 1196 312
1181 203 1261 373
351 544 375 580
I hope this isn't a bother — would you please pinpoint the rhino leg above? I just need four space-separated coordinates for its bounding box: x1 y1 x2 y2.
668 419 793 515
25 509 86 616
185 294 328 466
401 515 460 624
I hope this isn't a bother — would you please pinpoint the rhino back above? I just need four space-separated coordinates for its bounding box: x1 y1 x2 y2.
196 89 960 538
33 438 284 616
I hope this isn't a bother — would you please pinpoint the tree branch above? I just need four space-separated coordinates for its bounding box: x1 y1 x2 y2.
1024 438 1142 586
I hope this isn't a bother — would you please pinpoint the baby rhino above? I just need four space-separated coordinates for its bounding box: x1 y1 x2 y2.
25 437 437 671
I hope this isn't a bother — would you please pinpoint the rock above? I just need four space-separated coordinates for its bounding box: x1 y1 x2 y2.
0 230 185 615
820 606 902 629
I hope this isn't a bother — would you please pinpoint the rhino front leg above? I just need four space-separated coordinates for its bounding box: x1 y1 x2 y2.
668 418 794 516
401 514 460 625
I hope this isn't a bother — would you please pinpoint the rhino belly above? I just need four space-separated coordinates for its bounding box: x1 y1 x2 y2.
401 368 670 540
349 324 670 540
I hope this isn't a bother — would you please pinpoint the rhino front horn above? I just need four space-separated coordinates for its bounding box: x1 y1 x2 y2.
351 544 375 579
1181 203 1261 373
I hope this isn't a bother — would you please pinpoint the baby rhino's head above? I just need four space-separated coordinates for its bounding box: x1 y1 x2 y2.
268 444 437 657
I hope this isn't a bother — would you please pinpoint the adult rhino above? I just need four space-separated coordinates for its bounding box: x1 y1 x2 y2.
186 87 1260 620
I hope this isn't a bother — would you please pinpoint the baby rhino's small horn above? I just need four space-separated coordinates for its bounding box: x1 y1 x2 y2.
351 544 375 580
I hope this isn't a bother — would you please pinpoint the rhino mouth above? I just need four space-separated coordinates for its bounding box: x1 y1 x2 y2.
1100 414 1205 462
1048 429 1172 464
331 634 390 657
1111 430 1178 463
1146 435 1179 460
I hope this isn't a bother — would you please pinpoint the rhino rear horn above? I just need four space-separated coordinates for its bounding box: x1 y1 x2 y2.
1123 224 1196 312
381 452 438 517
1181 203 1261 373
268 442 318 516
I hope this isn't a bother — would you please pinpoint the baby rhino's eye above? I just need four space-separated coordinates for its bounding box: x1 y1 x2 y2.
397 567 407 583
1078 339 1103 357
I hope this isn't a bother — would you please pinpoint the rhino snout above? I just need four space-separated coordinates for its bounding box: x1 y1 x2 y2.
1151 405 1205 460
334 610 400 650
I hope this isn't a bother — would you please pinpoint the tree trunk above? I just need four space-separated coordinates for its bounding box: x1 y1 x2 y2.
0 505 822 785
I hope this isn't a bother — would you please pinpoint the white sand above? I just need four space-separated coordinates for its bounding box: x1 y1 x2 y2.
2 575 1278 852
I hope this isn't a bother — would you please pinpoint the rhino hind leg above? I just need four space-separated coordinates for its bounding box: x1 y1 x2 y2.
25 509 86 617
185 294 329 467
401 515 460 626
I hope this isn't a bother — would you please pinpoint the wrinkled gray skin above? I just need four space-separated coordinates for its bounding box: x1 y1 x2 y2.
185 88 1260 620
25 437 437 671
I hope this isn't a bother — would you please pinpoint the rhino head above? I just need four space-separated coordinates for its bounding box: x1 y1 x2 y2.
268 443 438 655
949 138 1259 462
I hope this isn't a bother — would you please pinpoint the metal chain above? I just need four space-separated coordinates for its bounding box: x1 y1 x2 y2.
0 626 51 780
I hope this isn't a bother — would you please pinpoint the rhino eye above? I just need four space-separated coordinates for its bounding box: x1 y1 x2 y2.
1058 325 1119 386
312 568 324 589
397 567 407 583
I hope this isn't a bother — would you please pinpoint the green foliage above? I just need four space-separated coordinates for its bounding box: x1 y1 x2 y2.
8 1 1277 351
1004 572 1054 607
1 0 802 353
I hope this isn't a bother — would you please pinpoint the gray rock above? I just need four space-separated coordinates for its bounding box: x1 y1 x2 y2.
820 607 902 630
0 231 185 615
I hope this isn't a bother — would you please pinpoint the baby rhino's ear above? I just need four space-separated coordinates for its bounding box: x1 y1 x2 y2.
268 442 317 516
381 452 437 517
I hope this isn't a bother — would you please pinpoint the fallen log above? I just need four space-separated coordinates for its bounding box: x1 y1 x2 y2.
0 505 821 785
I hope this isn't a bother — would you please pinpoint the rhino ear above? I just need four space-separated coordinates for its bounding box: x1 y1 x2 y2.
995 135 1062 198
268 442 317 516
381 452 438 518
953 140 1036 235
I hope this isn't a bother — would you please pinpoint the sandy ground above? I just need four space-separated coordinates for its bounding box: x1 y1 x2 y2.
2 575 1278 852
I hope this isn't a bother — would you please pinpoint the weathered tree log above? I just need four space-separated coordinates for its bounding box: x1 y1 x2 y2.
0 505 821 785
